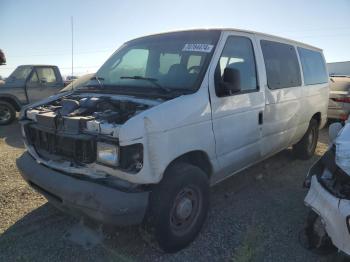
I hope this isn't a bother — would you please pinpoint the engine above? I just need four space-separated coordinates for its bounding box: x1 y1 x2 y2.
25 94 151 136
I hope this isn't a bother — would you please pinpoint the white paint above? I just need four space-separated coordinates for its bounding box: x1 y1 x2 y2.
22 29 329 185
305 176 350 255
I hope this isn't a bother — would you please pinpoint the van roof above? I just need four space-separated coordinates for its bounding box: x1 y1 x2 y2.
132 28 322 52
19 65 58 67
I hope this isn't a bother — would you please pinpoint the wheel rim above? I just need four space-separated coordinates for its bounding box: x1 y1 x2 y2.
170 186 202 236
0 106 11 123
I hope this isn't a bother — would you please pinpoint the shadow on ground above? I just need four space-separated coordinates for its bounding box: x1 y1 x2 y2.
0 120 24 148
0 125 346 261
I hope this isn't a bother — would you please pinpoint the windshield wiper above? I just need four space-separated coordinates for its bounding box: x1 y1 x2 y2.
120 76 171 93
90 76 105 88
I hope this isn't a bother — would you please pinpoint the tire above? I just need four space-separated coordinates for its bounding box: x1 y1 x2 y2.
293 119 319 160
304 210 336 255
0 101 16 125
144 162 210 253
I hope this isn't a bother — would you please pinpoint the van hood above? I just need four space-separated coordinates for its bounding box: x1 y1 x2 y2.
23 87 211 143
23 91 163 141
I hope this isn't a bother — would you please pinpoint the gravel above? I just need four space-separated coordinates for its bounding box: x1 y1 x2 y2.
0 121 347 261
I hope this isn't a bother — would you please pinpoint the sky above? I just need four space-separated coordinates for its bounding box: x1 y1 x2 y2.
0 0 349 78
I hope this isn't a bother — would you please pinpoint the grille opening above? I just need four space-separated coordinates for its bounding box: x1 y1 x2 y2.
25 125 96 164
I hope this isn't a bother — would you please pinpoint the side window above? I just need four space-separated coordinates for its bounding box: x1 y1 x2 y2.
29 71 39 84
215 36 258 97
298 47 328 85
36 67 57 83
261 40 301 89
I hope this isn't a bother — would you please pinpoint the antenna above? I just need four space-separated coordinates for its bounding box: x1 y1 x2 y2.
71 16 74 88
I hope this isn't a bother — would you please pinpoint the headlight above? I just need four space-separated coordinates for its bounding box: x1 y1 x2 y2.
120 143 143 173
97 142 119 166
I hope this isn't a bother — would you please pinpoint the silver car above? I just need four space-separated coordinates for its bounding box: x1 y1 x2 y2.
328 75 350 121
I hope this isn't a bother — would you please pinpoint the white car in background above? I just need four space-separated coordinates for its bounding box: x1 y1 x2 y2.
328 75 350 121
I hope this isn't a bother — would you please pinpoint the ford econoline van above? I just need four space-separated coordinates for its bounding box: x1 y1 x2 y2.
16 29 329 252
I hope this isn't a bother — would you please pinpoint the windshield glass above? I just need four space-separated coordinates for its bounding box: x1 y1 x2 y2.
95 30 220 94
8 66 32 81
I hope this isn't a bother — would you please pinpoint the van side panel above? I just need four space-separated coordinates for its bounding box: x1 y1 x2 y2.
297 48 329 131
256 36 303 156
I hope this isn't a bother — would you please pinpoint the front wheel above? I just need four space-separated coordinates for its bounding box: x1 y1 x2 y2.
0 101 16 125
293 119 319 160
144 163 210 253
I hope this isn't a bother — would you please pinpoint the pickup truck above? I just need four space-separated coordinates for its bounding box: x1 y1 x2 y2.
0 65 64 125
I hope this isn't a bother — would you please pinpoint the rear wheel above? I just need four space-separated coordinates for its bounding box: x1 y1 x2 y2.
144 163 210 253
293 119 319 160
0 101 16 125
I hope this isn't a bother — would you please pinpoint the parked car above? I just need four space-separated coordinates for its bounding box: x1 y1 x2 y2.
60 73 95 92
327 75 350 121
0 65 64 125
17 29 329 252
304 121 350 256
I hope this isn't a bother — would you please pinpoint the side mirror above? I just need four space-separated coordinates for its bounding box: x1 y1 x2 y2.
221 67 241 94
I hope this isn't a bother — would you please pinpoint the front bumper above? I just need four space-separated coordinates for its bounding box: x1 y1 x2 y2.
16 152 150 226
305 175 350 255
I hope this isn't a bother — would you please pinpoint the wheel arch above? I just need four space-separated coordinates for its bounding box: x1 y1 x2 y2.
312 112 321 127
164 150 213 179
0 95 22 111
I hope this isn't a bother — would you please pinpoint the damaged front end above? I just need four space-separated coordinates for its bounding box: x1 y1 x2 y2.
21 93 158 181
304 122 350 256
16 92 165 225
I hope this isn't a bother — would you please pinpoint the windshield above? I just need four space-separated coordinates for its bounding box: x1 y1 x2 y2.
8 66 32 81
95 30 220 94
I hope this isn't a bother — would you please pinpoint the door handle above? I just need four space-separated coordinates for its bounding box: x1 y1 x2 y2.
259 111 263 125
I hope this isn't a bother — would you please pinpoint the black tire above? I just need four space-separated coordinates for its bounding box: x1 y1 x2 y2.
293 119 319 160
0 101 16 125
145 162 210 253
303 210 336 255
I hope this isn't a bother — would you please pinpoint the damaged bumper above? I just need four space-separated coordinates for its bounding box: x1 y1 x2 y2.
17 152 150 226
305 175 350 255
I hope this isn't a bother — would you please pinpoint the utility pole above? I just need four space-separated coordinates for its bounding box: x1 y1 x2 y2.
71 16 74 80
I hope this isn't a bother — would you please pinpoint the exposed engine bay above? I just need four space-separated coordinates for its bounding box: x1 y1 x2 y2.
25 94 152 136
22 94 155 173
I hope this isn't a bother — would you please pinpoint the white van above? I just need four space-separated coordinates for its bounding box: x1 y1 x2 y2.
17 29 329 252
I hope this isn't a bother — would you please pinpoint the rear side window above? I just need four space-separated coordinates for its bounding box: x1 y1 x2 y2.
261 40 301 89
297 47 328 85
36 67 57 83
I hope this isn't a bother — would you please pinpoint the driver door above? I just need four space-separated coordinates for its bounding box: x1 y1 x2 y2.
209 32 265 182
26 67 61 103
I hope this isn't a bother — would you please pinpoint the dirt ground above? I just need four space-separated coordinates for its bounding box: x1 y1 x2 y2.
0 121 347 261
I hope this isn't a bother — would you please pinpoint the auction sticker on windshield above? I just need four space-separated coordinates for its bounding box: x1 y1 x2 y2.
182 44 214 53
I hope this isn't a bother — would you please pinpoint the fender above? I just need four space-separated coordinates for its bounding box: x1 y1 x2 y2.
0 94 24 111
